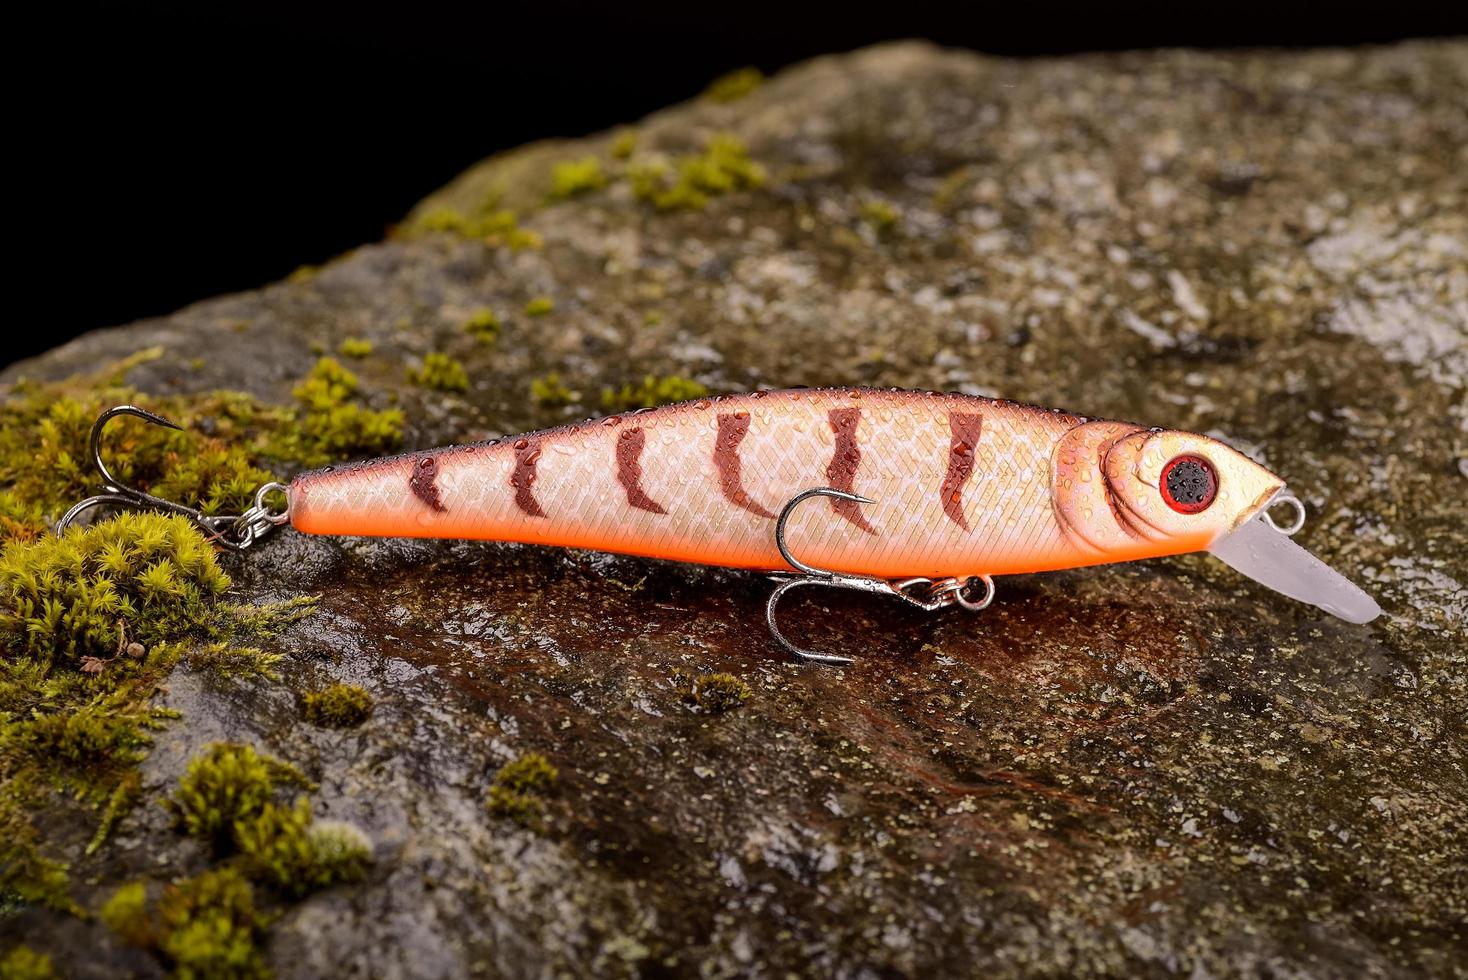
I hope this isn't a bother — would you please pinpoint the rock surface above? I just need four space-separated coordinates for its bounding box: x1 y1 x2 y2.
5 40 1467 978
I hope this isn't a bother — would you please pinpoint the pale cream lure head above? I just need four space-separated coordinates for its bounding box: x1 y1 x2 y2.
1100 428 1286 547
1100 426 1380 624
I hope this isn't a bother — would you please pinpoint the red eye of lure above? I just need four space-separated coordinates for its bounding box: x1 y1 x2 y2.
58 393 1382 665
1160 455 1217 514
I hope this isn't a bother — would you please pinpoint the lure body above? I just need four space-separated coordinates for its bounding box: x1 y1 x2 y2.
287 388 1286 580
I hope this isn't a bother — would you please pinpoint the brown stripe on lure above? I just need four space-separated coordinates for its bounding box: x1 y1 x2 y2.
825 407 875 534
410 454 447 513
616 427 667 515
714 411 774 518
511 437 546 518
940 412 982 531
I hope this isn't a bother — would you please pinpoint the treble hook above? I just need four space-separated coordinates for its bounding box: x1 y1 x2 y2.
765 487 996 666
54 405 289 551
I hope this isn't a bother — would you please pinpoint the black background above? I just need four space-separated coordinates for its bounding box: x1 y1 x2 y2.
15 2 1465 368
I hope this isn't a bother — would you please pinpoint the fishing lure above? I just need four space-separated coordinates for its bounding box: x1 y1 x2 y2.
59 391 1381 664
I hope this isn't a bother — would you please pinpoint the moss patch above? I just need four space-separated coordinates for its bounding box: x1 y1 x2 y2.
105 867 268 980
0 945 57 980
1 513 229 665
703 66 764 102
486 752 558 829
530 373 576 408
0 382 275 533
628 134 766 211
550 156 608 199
673 671 752 714
462 308 502 345
167 742 311 854
524 296 555 317
277 357 404 467
103 742 372 972
237 798 371 898
337 337 374 358
184 642 283 680
0 358 382 952
0 514 282 913
406 352 470 393
301 682 373 728
0 353 402 531
408 204 542 251
600 375 708 412
609 128 638 160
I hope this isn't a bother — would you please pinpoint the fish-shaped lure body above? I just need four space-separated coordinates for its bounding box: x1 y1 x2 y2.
285 387 1379 625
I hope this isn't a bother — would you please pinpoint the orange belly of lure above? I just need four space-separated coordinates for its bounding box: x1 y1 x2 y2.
287 388 1285 580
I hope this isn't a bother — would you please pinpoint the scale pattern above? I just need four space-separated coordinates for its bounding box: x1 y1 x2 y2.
288 388 1235 578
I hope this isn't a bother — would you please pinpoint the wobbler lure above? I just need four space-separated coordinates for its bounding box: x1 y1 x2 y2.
59 392 1381 665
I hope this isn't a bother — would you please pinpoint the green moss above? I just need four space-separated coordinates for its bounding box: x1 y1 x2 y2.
486 752 558 829
291 356 359 411
105 869 267 980
105 868 268 979
524 296 555 317
0 775 76 913
463 307 502 345
609 128 638 160
0 388 276 531
0 489 46 545
184 643 282 680
148 445 278 519
0 354 403 518
337 337 374 358
157 868 267 980
269 357 404 468
673 670 752 714
87 771 142 855
629 134 766 211
410 205 542 251
16 700 155 767
703 66 764 102
101 880 152 945
600 375 708 412
0 362 376 930
485 785 544 828
497 753 558 792
530 373 576 408
0 507 296 912
859 198 899 234
167 743 310 854
104 745 372 971
0 512 228 667
301 682 373 728
298 819 373 886
406 352 470 393
236 797 371 898
210 596 317 648
0 945 56 980
550 156 608 199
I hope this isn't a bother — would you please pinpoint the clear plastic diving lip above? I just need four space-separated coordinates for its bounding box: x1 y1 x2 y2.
1206 511 1382 624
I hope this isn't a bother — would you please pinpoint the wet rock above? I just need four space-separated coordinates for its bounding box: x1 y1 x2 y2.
5 40 1467 978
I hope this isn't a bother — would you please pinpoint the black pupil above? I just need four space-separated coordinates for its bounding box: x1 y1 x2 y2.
1167 459 1212 506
